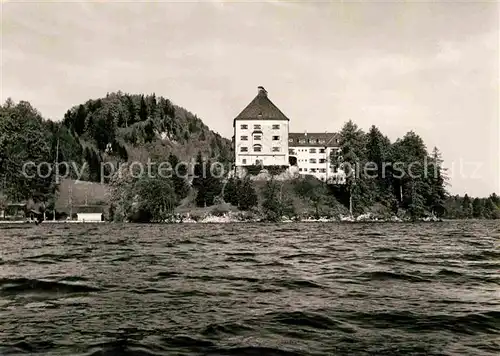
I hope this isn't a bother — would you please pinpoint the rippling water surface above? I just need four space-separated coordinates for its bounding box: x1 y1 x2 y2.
0 222 499 356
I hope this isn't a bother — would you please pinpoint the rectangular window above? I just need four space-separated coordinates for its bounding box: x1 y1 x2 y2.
310 168 317 173
309 158 317 163
319 168 326 173
299 168 302 172
254 124 261 130
309 148 316 153
272 136 280 141
319 158 326 164
240 124 248 129
272 147 280 152
241 135 248 141
272 124 280 129
319 148 325 153
254 135 262 140
242 159 247 164
303 168 308 172
254 146 262 152
240 147 248 152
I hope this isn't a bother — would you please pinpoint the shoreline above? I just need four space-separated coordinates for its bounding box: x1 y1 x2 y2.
0 215 448 225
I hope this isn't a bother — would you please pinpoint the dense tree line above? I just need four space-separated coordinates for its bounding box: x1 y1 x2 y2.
2 96 499 222
0 93 231 210
443 193 500 219
332 120 499 219
333 121 447 219
0 99 56 206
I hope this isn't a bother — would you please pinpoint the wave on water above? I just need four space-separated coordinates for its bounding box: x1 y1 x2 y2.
0 221 499 356
348 310 500 335
0 277 101 295
358 271 431 283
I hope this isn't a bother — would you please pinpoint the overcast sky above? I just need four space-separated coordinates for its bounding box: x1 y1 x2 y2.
2 0 499 196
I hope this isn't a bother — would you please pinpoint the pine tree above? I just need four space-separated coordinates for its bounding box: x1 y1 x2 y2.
461 194 473 218
391 131 430 218
472 197 484 218
149 93 158 120
126 95 135 126
117 111 125 127
139 95 148 122
167 153 189 201
366 125 393 206
193 152 209 207
483 197 500 219
74 104 87 135
336 120 368 214
426 147 448 217
489 193 500 207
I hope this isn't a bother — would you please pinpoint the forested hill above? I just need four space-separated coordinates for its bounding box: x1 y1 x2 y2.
59 91 232 177
0 93 231 206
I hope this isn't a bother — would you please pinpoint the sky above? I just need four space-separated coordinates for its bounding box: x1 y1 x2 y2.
1 0 499 196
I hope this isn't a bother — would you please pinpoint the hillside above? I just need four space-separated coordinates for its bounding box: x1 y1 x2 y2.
58 91 232 182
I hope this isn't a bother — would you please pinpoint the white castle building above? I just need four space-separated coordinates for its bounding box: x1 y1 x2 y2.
233 86 345 184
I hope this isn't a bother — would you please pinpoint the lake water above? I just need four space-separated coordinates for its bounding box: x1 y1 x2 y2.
0 222 498 356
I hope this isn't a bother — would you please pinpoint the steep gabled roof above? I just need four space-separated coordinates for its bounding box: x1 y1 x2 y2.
234 86 289 121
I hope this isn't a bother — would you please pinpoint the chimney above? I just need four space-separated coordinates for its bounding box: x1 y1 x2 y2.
304 130 307 136
257 86 267 97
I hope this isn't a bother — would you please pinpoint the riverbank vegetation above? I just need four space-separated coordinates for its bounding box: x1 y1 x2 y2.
1 96 499 222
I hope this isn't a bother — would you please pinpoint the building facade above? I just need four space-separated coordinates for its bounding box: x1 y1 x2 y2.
288 132 345 184
233 87 345 184
233 86 290 167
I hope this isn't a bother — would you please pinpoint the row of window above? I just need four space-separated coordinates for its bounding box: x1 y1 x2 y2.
290 148 326 154
241 159 265 165
240 124 280 130
240 145 281 153
297 158 328 164
240 135 280 141
289 138 339 144
299 168 327 173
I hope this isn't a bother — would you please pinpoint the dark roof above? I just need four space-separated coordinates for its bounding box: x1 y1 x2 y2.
234 87 289 121
288 132 340 147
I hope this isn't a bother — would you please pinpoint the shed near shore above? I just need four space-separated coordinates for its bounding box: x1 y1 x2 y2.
75 206 104 222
